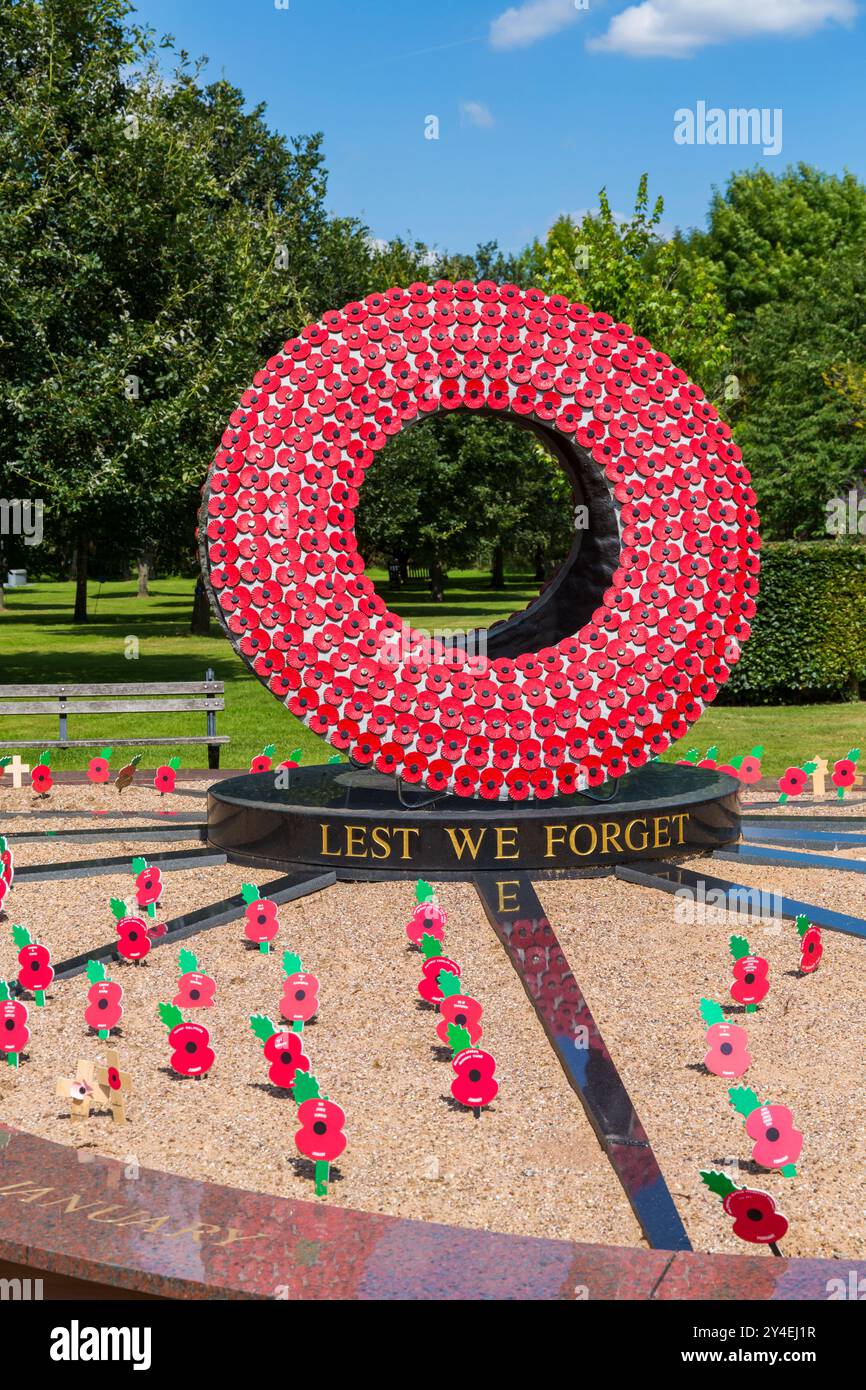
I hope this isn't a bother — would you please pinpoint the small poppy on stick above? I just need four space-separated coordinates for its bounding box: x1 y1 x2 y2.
700 1169 788 1254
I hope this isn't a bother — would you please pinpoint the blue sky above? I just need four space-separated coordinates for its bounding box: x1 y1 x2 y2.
133 0 866 253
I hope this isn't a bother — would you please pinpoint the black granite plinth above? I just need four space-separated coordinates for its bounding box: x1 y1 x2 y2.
206 762 741 880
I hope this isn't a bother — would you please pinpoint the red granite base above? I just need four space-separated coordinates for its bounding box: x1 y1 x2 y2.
0 1126 859 1301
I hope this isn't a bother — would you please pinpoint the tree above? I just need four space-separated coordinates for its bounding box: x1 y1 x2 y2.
732 244 866 538
355 413 573 599
524 176 733 396
0 0 374 619
693 164 866 324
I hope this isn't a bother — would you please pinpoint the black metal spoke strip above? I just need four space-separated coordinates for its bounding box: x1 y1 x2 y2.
13 868 336 987
0 809 204 822
742 823 866 850
473 871 692 1252
744 796 866 812
11 845 226 883
4 824 207 844
616 861 866 940
715 843 866 874
743 813 866 827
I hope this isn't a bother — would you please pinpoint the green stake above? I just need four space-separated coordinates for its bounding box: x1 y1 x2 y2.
34 989 45 1007
314 1160 329 1197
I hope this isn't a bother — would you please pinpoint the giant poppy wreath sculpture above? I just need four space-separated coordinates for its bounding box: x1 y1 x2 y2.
200 280 759 800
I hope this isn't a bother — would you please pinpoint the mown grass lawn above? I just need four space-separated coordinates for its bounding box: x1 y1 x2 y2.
0 573 862 775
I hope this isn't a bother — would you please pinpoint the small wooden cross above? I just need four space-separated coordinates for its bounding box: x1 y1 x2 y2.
56 1060 100 1120
5 756 30 790
94 1048 132 1125
810 756 829 798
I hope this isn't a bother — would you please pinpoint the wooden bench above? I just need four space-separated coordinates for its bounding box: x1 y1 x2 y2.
0 669 228 768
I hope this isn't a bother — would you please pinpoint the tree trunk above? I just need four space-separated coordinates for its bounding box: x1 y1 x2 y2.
190 576 212 635
137 550 152 598
430 558 444 603
74 536 88 622
490 544 505 589
534 546 546 582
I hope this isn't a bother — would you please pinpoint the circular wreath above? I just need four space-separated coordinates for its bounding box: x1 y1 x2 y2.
200 280 760 800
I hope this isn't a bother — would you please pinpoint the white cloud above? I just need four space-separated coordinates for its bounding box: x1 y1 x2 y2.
490 0 587 51
589 0 856 59
459 99 495 128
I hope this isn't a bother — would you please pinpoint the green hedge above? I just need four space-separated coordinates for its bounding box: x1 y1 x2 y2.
722 542 866 704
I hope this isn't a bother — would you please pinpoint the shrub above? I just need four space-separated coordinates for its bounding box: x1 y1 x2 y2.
722 542 866 704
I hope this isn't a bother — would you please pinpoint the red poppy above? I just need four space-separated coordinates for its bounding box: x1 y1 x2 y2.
295 1097 347 1163
115 915 152 962
280 972 319 1024
778 766 808 800
173 969 216 1009
723 1188 788 1245
87 750 112 784
16 942 54 994
736 748 762 785
31 762 53 795
798 921 823 974
264 1029 310 1089
729 943 769 1008
832 748 860 797
244 895 280 945
406 901 447 947
168 1021 215 1077
478 768 504 799
418 955 460 1005
84 979 123 1032
135 866 163 908
451 1048 498 1112
154 758 181 795
0 997 29 1059
249 744 276 773
736 1096 803 1173
436 994 483 1046
703 1021 751 1078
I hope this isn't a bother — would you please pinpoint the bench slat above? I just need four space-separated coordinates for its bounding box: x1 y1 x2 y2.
0 683 223 697
0 699 223 715
0 736 231 749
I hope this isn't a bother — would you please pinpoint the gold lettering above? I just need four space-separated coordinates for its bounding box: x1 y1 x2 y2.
544 825 567 859
320 823 340 857
345 824 368 858
624 817 649 851
494 826 519 860
600 821 623 857
495 880 520 913
445 826 487 861
569 823 598 857
86 1205 136 1221
37 1194 105 1215
370 825 391 859
210 1229 269 1247
670 812 689 845
165 1222 222 1242
14 1187 56 1203
653 815 671 849
391 827 420 861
